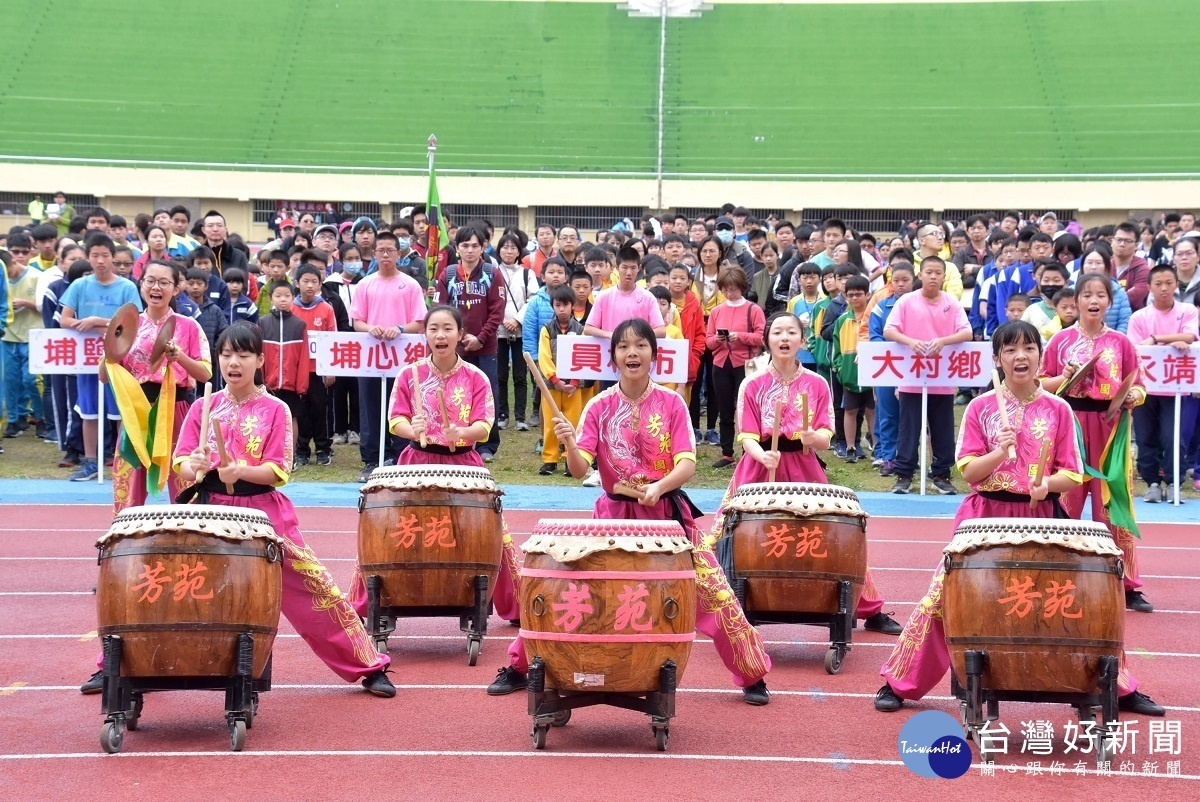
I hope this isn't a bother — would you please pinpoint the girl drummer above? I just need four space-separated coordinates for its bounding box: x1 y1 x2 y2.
108 259 212 514
710 311 903 636
874 321 1163 716
346 305 523 623
487 318 773 705
1040 274 1152 613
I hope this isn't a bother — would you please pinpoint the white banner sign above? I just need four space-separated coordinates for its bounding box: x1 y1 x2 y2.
1137 344 1200 395
856 341 994 388
28 329 105 374
555 334 689 383
309 331 429 377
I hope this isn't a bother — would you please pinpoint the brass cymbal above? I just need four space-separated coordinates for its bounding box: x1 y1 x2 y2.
103 303 140 363
148 315 177 371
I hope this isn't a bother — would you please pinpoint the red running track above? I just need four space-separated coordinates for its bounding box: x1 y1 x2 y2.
1 505 1198 800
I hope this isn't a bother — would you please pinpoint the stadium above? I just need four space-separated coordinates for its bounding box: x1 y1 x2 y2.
1 0 1197 236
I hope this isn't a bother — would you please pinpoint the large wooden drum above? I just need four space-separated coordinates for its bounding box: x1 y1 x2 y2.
96 505 283 679
520 519 696 692
943 518 1124 694
358 465 503 608
725 482 867 614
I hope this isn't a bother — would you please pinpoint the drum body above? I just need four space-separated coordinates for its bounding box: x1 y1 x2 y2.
96 505 283 679
520 520 696 693
726 483 867 614
943 518 1124 694
358 466 503 609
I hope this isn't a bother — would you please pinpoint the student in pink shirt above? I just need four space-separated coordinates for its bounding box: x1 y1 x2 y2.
882 256 972 494
348 230 428 479
583 244 666 340
1128 263 1199 502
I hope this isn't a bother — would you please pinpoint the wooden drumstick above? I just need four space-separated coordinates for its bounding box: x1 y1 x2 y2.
769 397 783 483
614 481 646 501
195 382 213 484
800 391 810 455
1029 439 1052 510
992 369 1016 461
409 362 427 448
211 419 236 494
436 387 455 453
522 352 565 423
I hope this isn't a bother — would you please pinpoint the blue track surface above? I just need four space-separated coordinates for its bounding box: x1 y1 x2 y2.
0 478 1194 524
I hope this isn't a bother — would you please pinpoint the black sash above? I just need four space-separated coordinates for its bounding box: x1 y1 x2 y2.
978 489 1069 519
1064 396 1109 413
406 441 457 457
604 488 704 533
140 382 196 406
176 474 273 504
758 436 805 453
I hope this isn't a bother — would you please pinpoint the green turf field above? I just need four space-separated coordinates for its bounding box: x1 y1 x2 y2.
0 1 1194 178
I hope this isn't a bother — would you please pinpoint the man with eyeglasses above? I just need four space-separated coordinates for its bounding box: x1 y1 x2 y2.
556 225 582 266
1111 221 1150 311
201 210 249 276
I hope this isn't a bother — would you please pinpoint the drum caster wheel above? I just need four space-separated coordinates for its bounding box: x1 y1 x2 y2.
373 637 389 655
100 719 125 754
824 648 844 675
229 719 247 752
654 726 670 752
126 694 143 731
551 709 571 727
467 638 481 666
531 723 549 750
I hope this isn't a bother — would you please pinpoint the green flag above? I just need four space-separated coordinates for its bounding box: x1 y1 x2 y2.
425 164 450 282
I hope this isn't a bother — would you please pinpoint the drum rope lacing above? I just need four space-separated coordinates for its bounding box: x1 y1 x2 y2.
97 504 284 546
524 519 692 563
943 518 1122 557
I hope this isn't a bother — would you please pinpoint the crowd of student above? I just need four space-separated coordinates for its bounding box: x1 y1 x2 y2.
2 201 1197 502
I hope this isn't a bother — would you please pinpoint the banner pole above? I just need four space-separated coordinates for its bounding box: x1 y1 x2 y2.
379 376 387 469
1175 392 1182 507
97 378 105 484
919 386 928 496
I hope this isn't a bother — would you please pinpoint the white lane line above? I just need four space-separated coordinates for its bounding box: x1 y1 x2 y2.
0 592 92 596
5 683 1197 714
0 749 1197 779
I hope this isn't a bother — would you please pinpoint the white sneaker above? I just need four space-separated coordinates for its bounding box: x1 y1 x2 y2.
331 433 348 445
1144 483 1162 503
582 469 601 488
348 431 361 445
516 421 529 432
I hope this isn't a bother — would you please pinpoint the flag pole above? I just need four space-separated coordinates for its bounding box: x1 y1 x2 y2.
425 135 440 284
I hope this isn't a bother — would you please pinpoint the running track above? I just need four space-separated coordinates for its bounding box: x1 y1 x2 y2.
1 505 1198 800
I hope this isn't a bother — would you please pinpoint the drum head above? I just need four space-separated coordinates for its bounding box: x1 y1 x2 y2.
103 303 140 363
725 482 867 518
98 504 281 547
525 518 692 563
946 518 1121 557
362 464 499 494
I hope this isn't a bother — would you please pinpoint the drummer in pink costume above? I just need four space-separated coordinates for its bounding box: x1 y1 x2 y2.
111 260 212 514
1041 273 1152 613
874 321 1164 716
487 318 773 705
711 312 903 636
80 322 395 699
347 305 523 622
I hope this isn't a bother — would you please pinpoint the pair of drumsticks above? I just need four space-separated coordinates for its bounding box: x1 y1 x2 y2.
765 393 808 482
992 369 1052 509
196 383 234 494
409 362 454 452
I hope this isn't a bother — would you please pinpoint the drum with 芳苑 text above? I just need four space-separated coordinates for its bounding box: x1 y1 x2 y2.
96 505 283 679
520 519 696 693
942 518 1124 694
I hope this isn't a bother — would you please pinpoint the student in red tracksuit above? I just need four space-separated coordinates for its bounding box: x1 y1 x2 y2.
259 280 310 456
291 264 337 466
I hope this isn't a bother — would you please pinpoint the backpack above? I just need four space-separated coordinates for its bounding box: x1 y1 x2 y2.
446 262 494 307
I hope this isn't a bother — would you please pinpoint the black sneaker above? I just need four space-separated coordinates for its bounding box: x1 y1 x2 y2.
316 453 333 466
833 442 847 458
1125 590 1154 613
358 463 378 483
539 463 557 476
3 424 21 439
1118 690 1165 717
845 447 859 464
874 684 903 712
742 679 770 706
863 612 903 635
294 455 310 470
362 670 396 698
80 670 104 695
931 477 958 495
712 456 736 469
562 463 572 476
891 477 912 494
487 666 528 696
